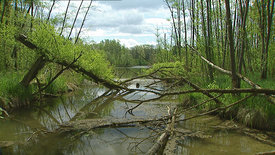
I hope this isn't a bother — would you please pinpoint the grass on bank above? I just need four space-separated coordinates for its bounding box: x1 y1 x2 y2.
0 70 84 112
182 72 275 130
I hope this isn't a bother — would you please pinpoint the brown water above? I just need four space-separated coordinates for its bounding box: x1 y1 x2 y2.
0 67 274 154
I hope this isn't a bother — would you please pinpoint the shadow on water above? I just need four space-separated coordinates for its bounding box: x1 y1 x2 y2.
1 66 274 154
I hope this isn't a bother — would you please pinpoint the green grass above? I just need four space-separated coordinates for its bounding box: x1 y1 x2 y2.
0 72 33 100
44 75 68 94
178 71 275 130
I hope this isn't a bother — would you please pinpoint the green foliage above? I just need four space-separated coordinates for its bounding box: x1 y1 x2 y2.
147 61 186 77
93 40 157 67
29 23 114 81
0 72 33 100
45 75 67 94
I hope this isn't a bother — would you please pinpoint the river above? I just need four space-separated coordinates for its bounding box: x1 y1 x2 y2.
0 66 274 154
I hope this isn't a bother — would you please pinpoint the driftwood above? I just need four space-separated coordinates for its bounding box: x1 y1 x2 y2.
146 132 170 155
57 116 170 133
146 109 177 155
256 150 275 155
0 141 16 148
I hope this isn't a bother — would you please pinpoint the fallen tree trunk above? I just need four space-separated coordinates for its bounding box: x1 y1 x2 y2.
20 55 46 87
57 116 170 133
146 109 177 155
146 132 170 155
52 60 124 90
188 45 275 104
16 34 125 90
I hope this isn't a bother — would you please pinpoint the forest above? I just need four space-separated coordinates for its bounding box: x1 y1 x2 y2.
0 0 275 154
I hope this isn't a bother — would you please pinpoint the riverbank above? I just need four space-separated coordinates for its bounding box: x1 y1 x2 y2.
146 62 275 130
181 72 275 131
1 74 274 154
0 71 83 114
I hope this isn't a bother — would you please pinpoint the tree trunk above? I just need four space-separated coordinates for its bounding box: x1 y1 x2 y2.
68 0 84 39
182 0 188 68
224 0 238 88
47 0 55 21
60 0 71 35
237 0 250 88
75 0 93 44
20 55 46 87
200 0 213 81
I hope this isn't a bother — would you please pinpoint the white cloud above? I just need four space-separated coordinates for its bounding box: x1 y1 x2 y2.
51 0 170 47
119 39 140 48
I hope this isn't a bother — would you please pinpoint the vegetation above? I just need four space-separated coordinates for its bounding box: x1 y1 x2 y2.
147 0 275 130
0 0 274 130
0 0 113 109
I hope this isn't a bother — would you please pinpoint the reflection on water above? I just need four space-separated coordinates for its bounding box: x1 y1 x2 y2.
177 114 275 155
1 66 274 154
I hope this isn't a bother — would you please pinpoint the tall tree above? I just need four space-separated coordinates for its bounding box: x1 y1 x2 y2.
256 0 274 79
225 0 238 88
68 0 84 39
237 0 250 87
60 0 71 35
75 0 93 44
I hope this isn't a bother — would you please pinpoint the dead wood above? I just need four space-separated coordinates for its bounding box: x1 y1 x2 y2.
178 94 255 122
57 116 170 134
188 45 275 104
20 55 47 87
146 132 170 155
256 151 275 155
34 52 83 95
146 108 177 155
0 141 17 148
125 88 274 114
16 34 125 90
178 76 223 105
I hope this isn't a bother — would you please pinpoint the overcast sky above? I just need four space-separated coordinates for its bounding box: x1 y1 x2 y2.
52 0 171 47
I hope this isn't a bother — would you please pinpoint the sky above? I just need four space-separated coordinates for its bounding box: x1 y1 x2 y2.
51 0 171 47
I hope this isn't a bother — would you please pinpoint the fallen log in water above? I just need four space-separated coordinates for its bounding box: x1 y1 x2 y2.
146 109 177 155
256 150 275 155
57 116 170 133
146 131 170 155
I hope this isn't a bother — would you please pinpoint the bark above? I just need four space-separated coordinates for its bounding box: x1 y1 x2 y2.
182 0 188 67
1 0 6 23
146 109 177 155
146 132 169 155
75 0 93 44
259 0 274 79
47 0 55 21
58 116 170 133
20 55 46 87
177 0 181 59
200 0 214 81
224 0 238 88
256 150 275 155
60 0 70 35
237 0 250 88
68 0 84 39
165 0 180 58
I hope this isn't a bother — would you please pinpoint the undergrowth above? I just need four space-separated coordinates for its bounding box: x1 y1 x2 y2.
149 62 275 130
